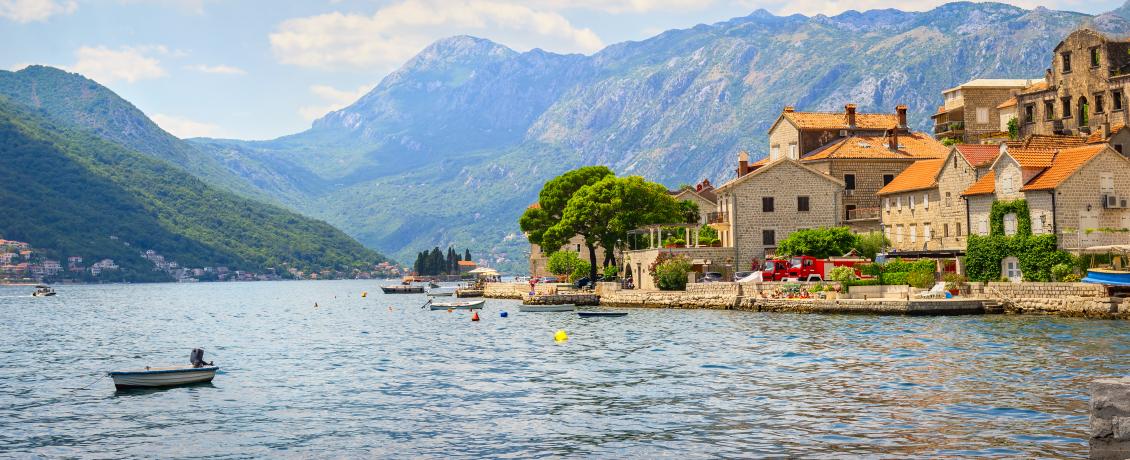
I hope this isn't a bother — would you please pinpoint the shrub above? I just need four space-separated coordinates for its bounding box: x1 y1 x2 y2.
1050 263 1074 282
569 260 591 283
1062 274 1082 282
907 271 935 289
547 251 584 277
829 266 857 284
777 227 860 259
808 283 826 293
655 256 692 291
882 271 909 286
943 272 968 290
853 231 889 260
602 265 618 280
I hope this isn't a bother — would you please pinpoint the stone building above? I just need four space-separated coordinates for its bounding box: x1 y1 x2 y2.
711 156 844 270
528 234 608 279
671 179 717 225
766 104 900 160
1016 29 1130 139
932 79 1039 143
961 143 1130 280
876 144 989 256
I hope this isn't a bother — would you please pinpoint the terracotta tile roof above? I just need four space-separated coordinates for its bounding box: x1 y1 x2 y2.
1018 81 1049 95
801 131 949 161
1021 145 1108 191
457 260 477 266
527 203 540 209
749 157 768 168
1086 123 1125 144
783 111 899 130
954 144 1000 167
996 97 1017 109
962 171 996 196
876 159 946 195
1008 148 1058 168
1004 134 1087 150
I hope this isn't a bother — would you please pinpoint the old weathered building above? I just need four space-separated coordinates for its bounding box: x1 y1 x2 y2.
1017 29 1130 139
671 179 717 225
932 79 1039 143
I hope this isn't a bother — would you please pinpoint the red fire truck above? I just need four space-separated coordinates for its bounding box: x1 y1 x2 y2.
761 255 868 282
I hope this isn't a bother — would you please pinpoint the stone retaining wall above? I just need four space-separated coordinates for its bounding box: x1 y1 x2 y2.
738 298 984 315
523 294 600 306
1091 376 1130 459
600 289 737 310
980 282 1129 319
482 282 557 299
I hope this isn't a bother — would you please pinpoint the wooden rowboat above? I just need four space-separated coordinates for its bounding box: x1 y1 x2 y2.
426 287 456 297
519 304 576 312
109 366 218 389
577 311 628 318
382 285 425 294
429 299 485 310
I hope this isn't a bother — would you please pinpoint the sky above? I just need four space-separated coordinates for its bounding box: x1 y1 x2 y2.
0 0 1123 140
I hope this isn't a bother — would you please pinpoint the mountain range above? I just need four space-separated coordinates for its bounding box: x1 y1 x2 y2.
8 2 1130 274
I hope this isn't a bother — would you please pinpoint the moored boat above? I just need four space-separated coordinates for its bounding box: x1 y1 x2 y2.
577 311 628 318
428 299 485 310
382 285 425 294
109 348 218 389
519 304 576 312
31 285 56 297
426 287 456 297
1083 268 1130 286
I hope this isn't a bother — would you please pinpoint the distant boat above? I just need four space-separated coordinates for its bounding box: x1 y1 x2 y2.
519 304 576 312
577 311 628 318
427 287 456 297
382 285 425 294
31 285 55 297
428 281 440 288
109 348 218 389
1083 268 1130 286
428 299 485 310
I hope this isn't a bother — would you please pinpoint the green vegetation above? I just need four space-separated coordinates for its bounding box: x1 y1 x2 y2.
547 251 585 279
776 227 859 259
829 266 857 285
653 255 692 291
965 199 1075 282
1007 117 1019 140
853 231 889 261
412 247 473 276
1050 263 1074 282
943 272 968 290
602 265 619 280
0 98 387 281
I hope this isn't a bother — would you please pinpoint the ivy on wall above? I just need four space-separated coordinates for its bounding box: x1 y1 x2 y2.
965 199 1074 282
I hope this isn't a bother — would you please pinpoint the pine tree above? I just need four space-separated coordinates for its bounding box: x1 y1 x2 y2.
464 249 472 263
446 247 457 274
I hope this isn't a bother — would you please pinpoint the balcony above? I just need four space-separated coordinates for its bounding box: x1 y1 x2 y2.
846 207 880 222
707 212 728 224
933 120 965 137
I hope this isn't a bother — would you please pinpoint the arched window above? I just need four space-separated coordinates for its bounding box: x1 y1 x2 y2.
1079 96 1090 127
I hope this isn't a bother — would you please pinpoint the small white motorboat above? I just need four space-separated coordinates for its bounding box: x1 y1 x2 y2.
32 285 56 297
519 304 576 312
426 287 456 297
109 348 218 389
427 299 485 310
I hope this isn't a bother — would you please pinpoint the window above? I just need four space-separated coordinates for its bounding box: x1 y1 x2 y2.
896 196 902 210
1117 144 1124 154
885 226 892 242
1024 104 1035 123
845 204 856 221
1096 93 1105 113
1001 174 1014 194
1115 90 1125 111
978 217 988 235
945 192 952 207
762 197 774 212
883 174 894 185
844 174 856 190
1039 214 1048 232
788 143 798 160
1002 256 1022 282
910 195 916 210
797 196 809 212
770 145 780 160
910 225 917 243
976 107 990 124
1062 51 1072 73
923 193 929 210
924 223 931 241
1091 47 1101 68
1102 173 1115 193
896 225 904 243
1062 96 1072 118
884 197 890 212
762 229 775 246
1004 213 1018 236
943 223 950 238
956 222 962 237
1045 100 1055 120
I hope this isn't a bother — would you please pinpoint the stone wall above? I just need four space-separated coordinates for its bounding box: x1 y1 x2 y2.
483 282 557 299
599 288 738 309
1050 148 1130 250
960 86 1020 141
818 158 918 233
623 247 736 291
1091 376 1130 459
983 282 1129 318
523 293 599 306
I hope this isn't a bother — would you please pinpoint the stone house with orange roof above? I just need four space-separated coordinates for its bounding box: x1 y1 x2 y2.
961 144 1130 279
932 79 1040 143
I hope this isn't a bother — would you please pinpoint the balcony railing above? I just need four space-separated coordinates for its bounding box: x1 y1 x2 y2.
707 212 729 225
933 121 965 134
846 207 881 222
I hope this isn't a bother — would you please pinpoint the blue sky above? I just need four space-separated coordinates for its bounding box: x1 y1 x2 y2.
1 0 1122 140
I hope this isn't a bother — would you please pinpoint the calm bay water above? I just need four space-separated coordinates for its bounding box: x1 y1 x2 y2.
2 280 1129 458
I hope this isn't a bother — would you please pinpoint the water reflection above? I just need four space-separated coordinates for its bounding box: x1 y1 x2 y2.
0 281 1127 457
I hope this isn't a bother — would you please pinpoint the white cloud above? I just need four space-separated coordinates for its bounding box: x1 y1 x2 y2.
269 0 604 70
298 84 372 121
0 0 76 23
150 113 221 138
71 45 167 83
187 64 246 75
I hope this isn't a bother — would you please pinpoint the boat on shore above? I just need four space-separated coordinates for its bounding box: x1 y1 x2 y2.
1080 245 1130 286
109 348 218 389
32 285 56 297
519 304 575 312
428 299 485 310
577 311 628 318
427 287 456 297
382 285 425 294
1083 268 1130 286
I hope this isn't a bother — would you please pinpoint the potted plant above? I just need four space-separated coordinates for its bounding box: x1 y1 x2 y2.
663 236 679 248
943 272 967 296
674 238 686 248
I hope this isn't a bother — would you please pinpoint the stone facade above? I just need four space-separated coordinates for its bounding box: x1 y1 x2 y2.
880 150 979 252
622 246 735 291
672 184 717 226
807 158 917 232
1048 148 1130 249
1017 29 1130 138
713 158 843 269
983 282 1128 318
528 235 607 278
933 79 1035 143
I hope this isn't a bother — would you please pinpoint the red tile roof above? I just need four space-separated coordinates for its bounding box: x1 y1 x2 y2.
801 131 948 161
1004 134 1087 150
954 144 999 168
962 171 996 196
1007 148 1057 169
876 159 946 195
783 111 899 130
996 97 1017 109
1021 145 1108 191
1086 123 1125 144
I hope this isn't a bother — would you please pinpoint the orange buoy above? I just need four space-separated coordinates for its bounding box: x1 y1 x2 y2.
471 311 480 321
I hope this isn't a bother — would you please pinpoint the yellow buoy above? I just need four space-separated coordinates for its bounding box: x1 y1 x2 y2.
554 330 568 342
362 291 367 298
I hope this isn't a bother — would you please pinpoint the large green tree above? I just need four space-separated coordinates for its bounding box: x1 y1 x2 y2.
776 227 860 259
519 166 614 249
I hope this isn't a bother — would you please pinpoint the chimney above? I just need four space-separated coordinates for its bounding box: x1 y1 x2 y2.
845 104 857 129
783 106 795 113
738 151 750 177
1104 122 1112 139
896 104 908 129
695 182 702 191
888 128 899 151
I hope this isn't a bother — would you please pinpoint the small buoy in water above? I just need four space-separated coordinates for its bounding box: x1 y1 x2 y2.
388 306 393 311
500 311 508 318
362 291 367 298
471 311 480 321
448 309 453 313
314 302 319 308
555 330 567 342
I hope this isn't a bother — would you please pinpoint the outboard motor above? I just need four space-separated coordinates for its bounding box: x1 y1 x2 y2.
189 348 212 368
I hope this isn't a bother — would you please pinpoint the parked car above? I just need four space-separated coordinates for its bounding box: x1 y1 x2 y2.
701 272 724 282
733 271 754 281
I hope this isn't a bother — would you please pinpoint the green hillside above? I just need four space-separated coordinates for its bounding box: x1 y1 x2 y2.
0 98 387 281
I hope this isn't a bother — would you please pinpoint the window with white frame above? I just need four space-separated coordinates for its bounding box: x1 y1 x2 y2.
1003 213 1018 236
976 107 990 124
884 197 890 212
897 225 904 243
897 196 902 210
910 195 916 210
923 193 929 210
910 225 917 243
978 216 989 235
885 226 892 242
1101 173 1115 194
924 223 932 241
770 145 780 161
788 143 797 160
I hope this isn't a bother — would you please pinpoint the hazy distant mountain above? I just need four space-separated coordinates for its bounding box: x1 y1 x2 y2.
186 2 1130 270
